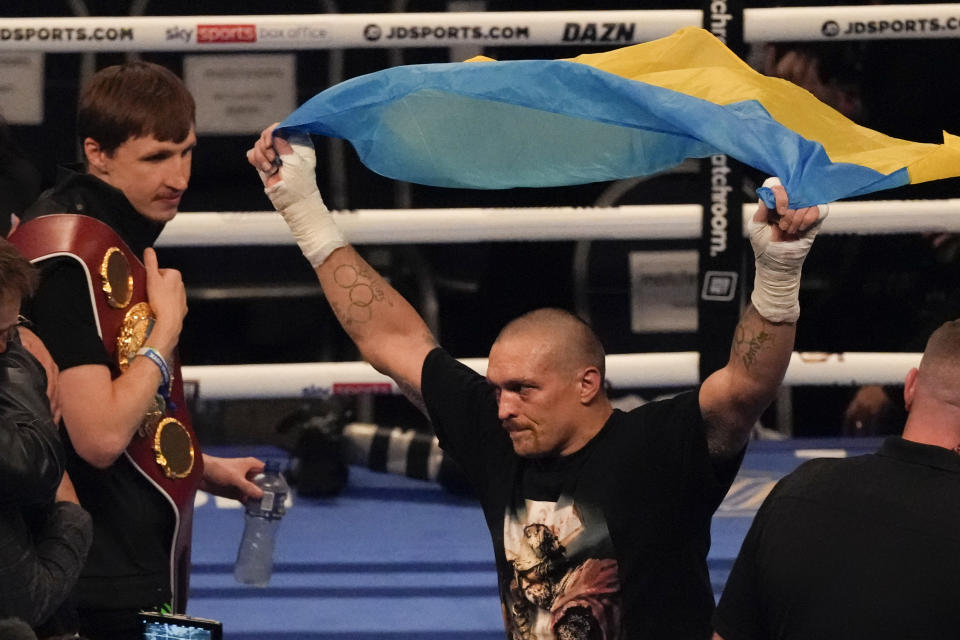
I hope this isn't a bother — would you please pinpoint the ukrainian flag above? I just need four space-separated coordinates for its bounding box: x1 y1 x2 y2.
278 26 960 209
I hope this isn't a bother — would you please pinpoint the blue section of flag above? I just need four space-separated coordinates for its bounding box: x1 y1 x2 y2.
278 58 908 209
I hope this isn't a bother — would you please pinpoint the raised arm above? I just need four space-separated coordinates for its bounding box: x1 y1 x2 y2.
700 181 826 458
247 125 437 404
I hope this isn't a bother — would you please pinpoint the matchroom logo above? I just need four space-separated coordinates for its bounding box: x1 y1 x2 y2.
197 24 256 43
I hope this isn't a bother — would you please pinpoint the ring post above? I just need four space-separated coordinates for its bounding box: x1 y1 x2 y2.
699 0 746 381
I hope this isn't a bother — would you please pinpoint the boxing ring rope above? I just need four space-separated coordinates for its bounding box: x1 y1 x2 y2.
1 5 959 52
170 197 949 399
157 199 960 247
3 5 955 399
181 352 922 401
745 5 960 41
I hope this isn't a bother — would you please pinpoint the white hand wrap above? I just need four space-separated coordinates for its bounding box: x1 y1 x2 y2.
258 133 346 268
749 177 828 323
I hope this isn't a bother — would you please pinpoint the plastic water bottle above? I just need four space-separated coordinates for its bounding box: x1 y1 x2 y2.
234 460 288 586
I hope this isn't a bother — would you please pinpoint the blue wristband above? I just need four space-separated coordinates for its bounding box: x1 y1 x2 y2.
136 346 174 408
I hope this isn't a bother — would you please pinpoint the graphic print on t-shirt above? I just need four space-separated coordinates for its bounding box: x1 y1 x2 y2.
503 498 621 639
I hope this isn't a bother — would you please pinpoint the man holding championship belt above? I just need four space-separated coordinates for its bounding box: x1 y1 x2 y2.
13 62 264 640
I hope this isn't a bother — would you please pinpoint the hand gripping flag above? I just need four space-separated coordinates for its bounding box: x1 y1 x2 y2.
277 26 960 209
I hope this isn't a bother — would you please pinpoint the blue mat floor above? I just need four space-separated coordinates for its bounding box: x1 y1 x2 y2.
187 439 882 638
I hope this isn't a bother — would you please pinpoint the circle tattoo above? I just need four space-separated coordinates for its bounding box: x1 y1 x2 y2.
334 263 380 323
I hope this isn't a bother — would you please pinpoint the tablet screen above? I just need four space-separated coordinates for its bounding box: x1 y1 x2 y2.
140 612 223 640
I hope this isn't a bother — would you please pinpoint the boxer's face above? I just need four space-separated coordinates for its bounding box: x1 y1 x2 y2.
86 127 196 223
487 333 583 458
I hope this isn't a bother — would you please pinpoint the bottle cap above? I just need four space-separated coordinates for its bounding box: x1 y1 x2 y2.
264 460 281 474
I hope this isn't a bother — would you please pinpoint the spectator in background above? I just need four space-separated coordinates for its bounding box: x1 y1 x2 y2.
0 237 92 638
759 40 864 121
713 318 960 639
840 231 960 435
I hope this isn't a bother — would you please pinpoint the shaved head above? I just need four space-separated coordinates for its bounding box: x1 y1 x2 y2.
916 319 960 404
487 308 611 457
494 308 606 383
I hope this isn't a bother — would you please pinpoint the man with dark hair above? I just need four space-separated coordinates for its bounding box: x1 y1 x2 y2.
713 319 960 640
0 234 37 320
247 128 826 638
13 62 263 639
0 237 92 637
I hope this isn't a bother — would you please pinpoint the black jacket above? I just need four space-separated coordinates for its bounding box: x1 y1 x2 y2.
0 336 92 627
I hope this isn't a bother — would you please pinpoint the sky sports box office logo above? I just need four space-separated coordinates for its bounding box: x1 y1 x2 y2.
173 24 329 44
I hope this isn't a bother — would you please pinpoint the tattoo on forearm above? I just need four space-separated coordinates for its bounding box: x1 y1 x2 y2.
332 263 388 324
733 323 773 370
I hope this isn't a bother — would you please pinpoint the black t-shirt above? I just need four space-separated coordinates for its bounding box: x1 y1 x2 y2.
21 168 172 612
422 347 741 639
714 437 960 640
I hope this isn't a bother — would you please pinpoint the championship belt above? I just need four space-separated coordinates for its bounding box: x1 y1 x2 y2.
10 214 203 612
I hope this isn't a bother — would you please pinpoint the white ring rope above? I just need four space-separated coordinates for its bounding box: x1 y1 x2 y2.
158 199 960 247
1 5 958 51
168 198 945 396
166 198 948 397
0 11 696 52
182 352 921 400
745 4 960 42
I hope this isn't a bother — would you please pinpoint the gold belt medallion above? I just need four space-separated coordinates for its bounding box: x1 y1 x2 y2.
100 247 133 309
154 417 195 479
116 301 155 371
